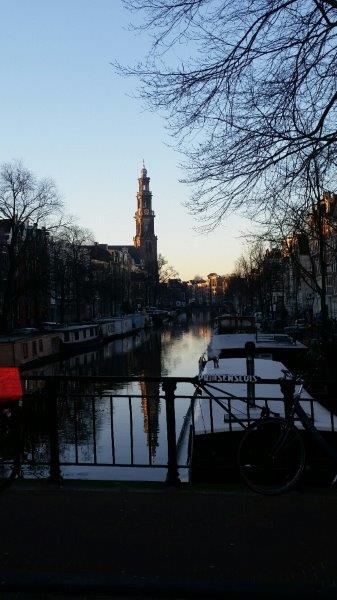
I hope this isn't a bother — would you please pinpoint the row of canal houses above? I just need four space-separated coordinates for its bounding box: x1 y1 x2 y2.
224 192 337 322
0 219 157 330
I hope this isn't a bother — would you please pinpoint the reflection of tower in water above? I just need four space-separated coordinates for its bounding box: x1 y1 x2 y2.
140 379 161 457
138 330 162 457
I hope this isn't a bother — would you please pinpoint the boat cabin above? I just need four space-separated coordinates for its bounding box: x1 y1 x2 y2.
55 324 101 351
207 331 307 370
0 332 61 367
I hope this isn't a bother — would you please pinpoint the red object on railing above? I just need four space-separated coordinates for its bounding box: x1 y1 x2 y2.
0 368 23 403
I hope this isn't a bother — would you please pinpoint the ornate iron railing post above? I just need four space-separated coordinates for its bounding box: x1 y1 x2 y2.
280 378 295 420
162 379 180 486
245 341 256 407
46 380 63 486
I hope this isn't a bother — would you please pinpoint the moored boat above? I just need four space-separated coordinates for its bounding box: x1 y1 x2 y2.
196 357 333 435
95 314 147 340
130 313 147 332
147 308 169 326
95 317 131 339
207 331 307 365
0 331 61 368
55 324 102 352
208 314 307 368
189 353 336 484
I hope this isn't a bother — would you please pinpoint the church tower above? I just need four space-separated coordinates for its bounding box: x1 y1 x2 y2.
134 163 158 281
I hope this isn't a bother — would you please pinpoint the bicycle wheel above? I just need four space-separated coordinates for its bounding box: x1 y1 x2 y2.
0 413 20 491
238 417 305 495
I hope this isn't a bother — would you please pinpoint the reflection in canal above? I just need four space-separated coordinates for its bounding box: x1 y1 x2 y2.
22 312 212 481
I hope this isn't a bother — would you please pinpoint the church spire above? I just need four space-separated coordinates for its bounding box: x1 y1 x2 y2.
133 165 157 261
137 161 151 202
133 164 158 304
141 160 147 178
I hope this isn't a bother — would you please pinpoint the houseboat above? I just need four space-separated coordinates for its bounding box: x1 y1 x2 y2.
196 357 329 435
0 312 151 369
55 324 102 353
207 314 307 368
130 313 147 332
189 354 336 484
207 331 307 365
94 317 125 340
0 332 61 368
147 308 169 326
121 315 134 335
95 314 146 340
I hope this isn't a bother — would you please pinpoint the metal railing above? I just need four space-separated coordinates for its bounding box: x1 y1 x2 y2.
14 375 337 485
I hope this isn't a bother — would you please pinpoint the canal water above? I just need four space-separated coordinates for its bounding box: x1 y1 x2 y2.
23 312 212 482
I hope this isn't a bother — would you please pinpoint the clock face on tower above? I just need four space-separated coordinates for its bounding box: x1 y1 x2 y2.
143 208 149 215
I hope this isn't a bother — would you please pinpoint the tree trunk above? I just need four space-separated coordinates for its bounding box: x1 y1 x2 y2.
1 237 18 332
314 200 329 349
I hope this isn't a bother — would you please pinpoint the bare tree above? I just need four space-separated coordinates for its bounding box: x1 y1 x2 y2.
158 253 179 283
0 161 62 331
51 224 95 322
252 167 337 345
120 0 337 227
233 241 275 316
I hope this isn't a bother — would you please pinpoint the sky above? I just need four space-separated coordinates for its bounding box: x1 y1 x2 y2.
0 0 247 281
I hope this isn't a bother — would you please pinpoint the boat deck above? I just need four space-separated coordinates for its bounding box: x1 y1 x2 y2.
195 358 336 435
208 332 306 354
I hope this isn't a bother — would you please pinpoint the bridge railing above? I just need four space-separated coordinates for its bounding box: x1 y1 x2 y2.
14 375 337 484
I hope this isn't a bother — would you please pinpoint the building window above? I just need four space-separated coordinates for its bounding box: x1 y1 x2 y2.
64 332 69 342
39 339 43 352
22 343 28 359
83 329 87 338
32 341 37 356
74 331 79 341
90 327 94 336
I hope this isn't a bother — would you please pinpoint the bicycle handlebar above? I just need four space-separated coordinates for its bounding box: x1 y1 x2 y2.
281 369 303 382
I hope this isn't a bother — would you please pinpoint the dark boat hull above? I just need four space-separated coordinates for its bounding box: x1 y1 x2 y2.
190 429 337 486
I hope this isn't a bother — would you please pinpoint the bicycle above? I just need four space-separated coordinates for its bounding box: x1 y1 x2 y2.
237 372 337 494
195 368 337 495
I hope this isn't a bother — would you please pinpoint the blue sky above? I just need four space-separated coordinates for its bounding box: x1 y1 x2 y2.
0 0 246 280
